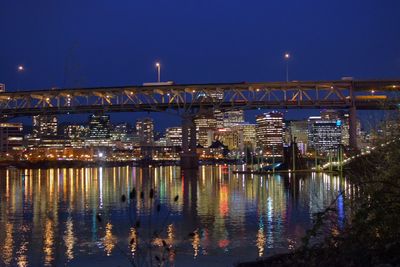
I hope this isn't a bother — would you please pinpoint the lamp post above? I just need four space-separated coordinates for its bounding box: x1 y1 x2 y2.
284 53 290 82
17 65 25 91
155 62 161 83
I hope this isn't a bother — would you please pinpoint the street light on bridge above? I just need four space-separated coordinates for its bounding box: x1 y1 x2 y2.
17 65 25 91
155 62 161 83
284 53 290 82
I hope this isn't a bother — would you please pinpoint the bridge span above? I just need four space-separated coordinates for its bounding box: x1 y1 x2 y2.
1 79 399 168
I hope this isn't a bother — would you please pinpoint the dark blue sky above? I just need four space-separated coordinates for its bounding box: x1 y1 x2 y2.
1 0 399 131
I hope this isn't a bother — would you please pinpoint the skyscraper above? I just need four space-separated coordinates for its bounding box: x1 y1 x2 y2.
86 114 112 146
136 118 154 146
256 111 284 157
308 116 342 153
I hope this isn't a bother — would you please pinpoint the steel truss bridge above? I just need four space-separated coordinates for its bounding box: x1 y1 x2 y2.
0 80 399 117
1 80 399 152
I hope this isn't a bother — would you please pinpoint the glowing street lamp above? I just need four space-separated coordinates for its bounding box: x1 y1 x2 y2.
155 62 161 83
284 53 290 82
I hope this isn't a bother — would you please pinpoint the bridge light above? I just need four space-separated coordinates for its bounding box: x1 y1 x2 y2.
371 90 375 95
46 97 50 101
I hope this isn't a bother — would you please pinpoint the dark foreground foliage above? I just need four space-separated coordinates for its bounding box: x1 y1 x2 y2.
239 139 400 267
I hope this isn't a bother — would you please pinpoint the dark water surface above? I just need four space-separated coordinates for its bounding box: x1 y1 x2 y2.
0 165 348 266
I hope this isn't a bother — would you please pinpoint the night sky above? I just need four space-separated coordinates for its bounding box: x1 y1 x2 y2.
1 0 399 131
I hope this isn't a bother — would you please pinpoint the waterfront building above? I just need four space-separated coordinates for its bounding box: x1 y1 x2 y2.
166 127 182 146
308 116 342 153
256 111 284 157
0 123 23 154
136 118 154 146
33 115 58 137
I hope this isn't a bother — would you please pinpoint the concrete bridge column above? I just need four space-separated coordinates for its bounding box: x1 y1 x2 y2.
181 115 199 169
349 105 358 150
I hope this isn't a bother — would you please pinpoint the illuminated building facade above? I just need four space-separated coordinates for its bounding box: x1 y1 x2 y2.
194 115 217 147
111 123 129 141
86 114 112 147
308 116 342 153
214 128 243 150
136 118 154 146
33 115 58 137
288 120 309 154
238 123 256 151
256 111 284 157
0 123 23 153
166 127 182 147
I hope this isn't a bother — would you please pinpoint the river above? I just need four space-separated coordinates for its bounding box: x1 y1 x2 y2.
0 165 348 266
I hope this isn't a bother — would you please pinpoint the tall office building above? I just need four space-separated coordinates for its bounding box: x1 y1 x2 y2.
166 127 182 146
308 116 342 153
321 109 350 146
33 115 58 137
0 123 23 153
84 114 112 147
256 111 284 156
136 118 154 146
194 115 217 147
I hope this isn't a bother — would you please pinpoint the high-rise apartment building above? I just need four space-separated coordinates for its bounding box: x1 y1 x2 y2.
0 123 23 153
256 111 284 157
136 118 154 146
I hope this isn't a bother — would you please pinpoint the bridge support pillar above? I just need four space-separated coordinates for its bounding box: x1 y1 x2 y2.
181 115 198 169
349 105 358 150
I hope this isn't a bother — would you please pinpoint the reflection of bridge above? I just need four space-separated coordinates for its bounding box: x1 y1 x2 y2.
1 80 399 168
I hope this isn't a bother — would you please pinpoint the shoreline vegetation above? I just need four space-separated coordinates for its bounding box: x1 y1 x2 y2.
238 139 400 267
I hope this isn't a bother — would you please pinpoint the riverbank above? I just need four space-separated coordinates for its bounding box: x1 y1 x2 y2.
238 139 400 267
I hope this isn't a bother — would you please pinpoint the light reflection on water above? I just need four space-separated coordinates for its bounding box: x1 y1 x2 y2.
0 165 349 266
